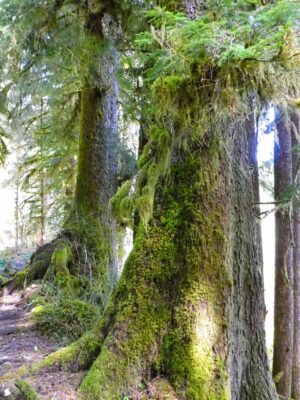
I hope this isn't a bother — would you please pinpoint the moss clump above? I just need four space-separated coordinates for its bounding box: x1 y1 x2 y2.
15 380 37 400
44 242 71 279
32 299 99 343
14 270 27 289
0 274 9 287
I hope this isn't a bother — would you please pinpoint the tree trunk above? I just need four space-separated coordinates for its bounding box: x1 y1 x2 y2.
292 112 300 400
69 108 276 400
228 101 274 400
273 108 294 397
67 7 119 299
14 179 19 249
12 4 120 302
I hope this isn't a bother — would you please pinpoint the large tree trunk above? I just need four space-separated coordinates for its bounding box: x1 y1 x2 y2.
273 108 294 397
292 113 300 400
66 108 275 400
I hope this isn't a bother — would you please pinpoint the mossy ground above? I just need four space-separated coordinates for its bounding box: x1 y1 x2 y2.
32 299 99 344
15 380 38 400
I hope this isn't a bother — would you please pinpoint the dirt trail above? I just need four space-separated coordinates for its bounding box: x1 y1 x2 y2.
0 287 84 399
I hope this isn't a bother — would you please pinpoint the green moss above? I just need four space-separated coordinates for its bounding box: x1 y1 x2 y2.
0 274 9 287
15 380 37 400
34 341 83 371
110 180 134 226
111 125 174 229
0 365 28 385
32 299 99 343
79 223 175 399
14 270 27 289
51 244 71 275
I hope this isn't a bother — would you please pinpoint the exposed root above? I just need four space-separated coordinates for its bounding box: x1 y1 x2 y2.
3 234 78 293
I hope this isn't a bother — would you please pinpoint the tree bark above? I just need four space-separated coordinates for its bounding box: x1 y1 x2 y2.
292 113 300 400
273 108 294 397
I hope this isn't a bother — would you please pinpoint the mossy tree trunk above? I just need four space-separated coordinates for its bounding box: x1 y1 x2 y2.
292 113 300 400
66 6 120 297
273 109 294 397
57 108 276 400
13 2 120 302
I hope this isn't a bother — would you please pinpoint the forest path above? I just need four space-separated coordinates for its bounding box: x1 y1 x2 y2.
0 287 84 399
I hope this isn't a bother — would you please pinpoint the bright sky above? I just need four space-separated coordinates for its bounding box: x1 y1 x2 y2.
258 128 275 349
0 155 15 249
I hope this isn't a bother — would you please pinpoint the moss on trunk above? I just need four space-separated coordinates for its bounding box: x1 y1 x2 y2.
75 135 230 399
76 114 275 399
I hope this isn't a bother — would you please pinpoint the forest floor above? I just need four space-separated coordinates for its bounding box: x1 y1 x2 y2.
0 286 84 399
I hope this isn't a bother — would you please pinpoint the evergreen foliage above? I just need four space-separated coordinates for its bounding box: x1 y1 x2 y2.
112 1 300 226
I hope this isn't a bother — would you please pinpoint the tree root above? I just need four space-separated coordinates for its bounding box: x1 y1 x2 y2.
4 234 77 293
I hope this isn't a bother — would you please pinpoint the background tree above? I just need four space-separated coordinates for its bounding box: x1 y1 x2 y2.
273 108 294 397
292 112 300 400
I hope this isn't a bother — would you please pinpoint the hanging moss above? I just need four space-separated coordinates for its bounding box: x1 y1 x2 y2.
110 180 134 226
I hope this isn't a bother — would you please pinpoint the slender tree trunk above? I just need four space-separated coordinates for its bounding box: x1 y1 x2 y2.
39 174 46 247
228 100 274 400
14 179 19 249
273 108 294 397
292 113 300 400
39 99 46 247
14 4 120 300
